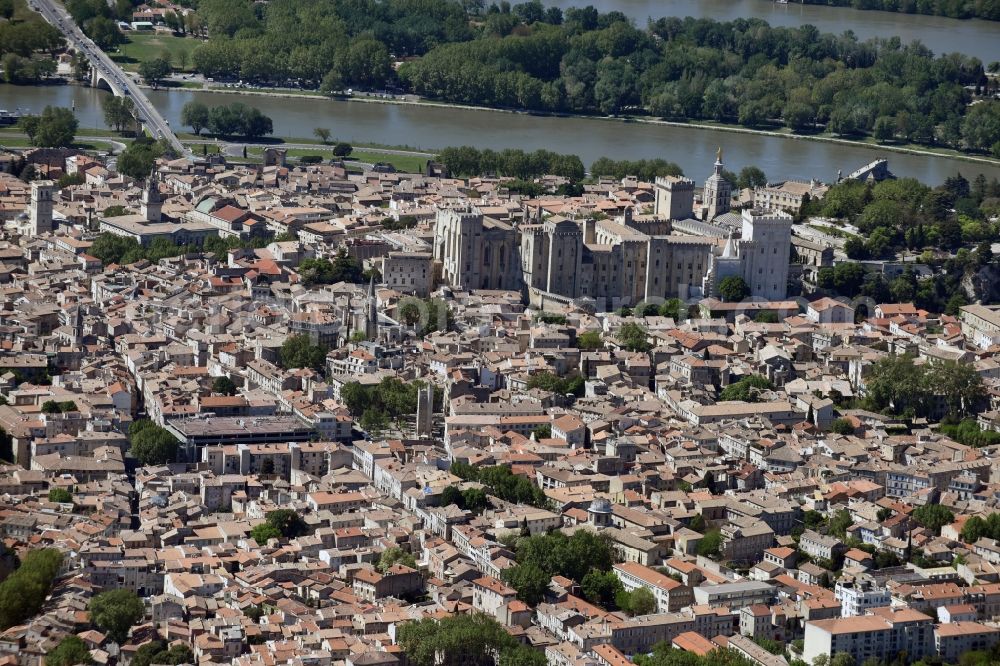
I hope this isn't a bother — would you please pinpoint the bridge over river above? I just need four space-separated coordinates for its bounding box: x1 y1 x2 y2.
28 0 188 157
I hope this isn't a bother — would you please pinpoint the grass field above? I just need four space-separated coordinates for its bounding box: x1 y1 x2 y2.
246 146 426 173
184 143 222 156
351 150 427 173
111 33 204 73
0 137 118 151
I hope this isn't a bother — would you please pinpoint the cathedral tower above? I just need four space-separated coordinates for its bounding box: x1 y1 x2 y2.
703 147 731 221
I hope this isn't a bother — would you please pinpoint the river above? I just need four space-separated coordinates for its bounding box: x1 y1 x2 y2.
543 0 1000 63
3 84 1000 184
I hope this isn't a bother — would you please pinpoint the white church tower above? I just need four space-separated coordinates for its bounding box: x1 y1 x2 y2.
702 147 731 221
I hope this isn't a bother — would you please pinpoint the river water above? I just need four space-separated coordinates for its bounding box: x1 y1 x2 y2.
4 84 999 184
544 0 1000 63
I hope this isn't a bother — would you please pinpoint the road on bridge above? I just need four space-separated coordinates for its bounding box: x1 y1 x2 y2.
29 0 188 157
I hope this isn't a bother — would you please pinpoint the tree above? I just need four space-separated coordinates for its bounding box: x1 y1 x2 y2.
697 529 722 558
314 127 331 143
131 642 192 666
531 424 552 439
754 637 785 656
513 530 614 583
265 509 308 538
441 485 464 508
829 509 853 539
250 522 281 543
212 376 237 396
332 142 353 158
617 322 651 352
85 16 123 49
821 414 855 435
737 166 768 190
501 562 550 605
180 101 209 135
398 613 542 666
718 276 750 302
863 355 927 416
205 103 273 138
0 548 63 629
462 487 488 513
961 101 1000 153
962 516 988 543
89 589 144 644
581 570 623 610
617 586 656 616
378 547 417 572
784 101 815 131
931 361 986 418
873 116 895 143
117 137 164 181
298 251 364 285
46 636 92 666
138 57 171 87
912 504 954 535
333 37 391 87
279 334 328 371
360 408 389 436
102 96 136 134
22 106 78 148
720 375 774 402
48 488 73 503
1 53 57 85
128 419 180 465
577 330 603 350
102 206 128 218
453 463 548 508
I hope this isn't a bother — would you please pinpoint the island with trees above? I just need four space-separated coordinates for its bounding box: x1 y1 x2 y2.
94 0 1000 158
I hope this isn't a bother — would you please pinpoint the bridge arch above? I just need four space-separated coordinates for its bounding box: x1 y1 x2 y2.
90 67 114 93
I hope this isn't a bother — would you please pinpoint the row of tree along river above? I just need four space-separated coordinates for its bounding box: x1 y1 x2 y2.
543 0 1000 63
3 83 1000 184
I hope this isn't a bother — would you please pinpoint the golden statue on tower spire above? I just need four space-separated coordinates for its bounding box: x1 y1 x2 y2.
716 146 723 163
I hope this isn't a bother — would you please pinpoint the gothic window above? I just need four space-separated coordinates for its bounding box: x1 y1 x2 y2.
483 246 491 265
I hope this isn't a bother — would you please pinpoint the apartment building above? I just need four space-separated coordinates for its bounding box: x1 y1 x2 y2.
803 610 934 665
613 561 693 613
935 622 1000 662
